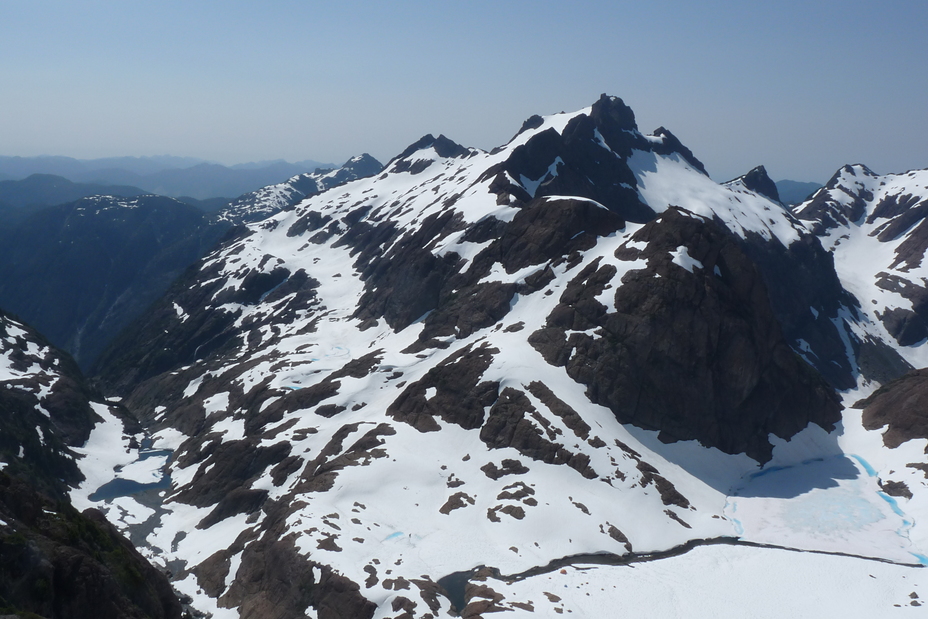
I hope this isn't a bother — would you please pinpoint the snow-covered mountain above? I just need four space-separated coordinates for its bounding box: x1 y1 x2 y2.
216 154 383 225
63 96 928 617
794 164 928 359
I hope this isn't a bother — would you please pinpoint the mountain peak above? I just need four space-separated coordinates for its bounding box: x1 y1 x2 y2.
837 163 878 179
726 165 780 202
44 93 928 619
340 153 384 177
589 93 638 133
388 134 473 175
391 134 471 163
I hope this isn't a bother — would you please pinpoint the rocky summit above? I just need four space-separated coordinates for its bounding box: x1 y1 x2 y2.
3 95 928 618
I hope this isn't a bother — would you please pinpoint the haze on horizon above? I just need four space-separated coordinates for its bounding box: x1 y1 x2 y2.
2 0 926 184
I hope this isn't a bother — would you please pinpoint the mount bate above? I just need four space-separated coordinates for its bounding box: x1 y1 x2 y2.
3 95 928 618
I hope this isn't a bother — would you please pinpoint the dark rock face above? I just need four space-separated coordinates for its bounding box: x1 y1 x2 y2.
354 197 624 343
879 479 913 499
722 169 866 389
530 208 841 462
873 266 928 348
739 228 862 390
479 387 597 479
0 474 182 619
353 211 465 331
485 95 659 223
389 344 500 432
857 368 928 448
727 166 780 202
225 537 377 619
197 491 378 619
477 197 625 274
879 307 928 347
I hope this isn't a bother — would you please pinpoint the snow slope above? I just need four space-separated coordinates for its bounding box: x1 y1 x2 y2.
795 165 928 370
216 154 383 225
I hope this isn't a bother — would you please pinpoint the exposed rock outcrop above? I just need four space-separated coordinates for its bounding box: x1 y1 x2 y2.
530 207 842 462
857 368 928 447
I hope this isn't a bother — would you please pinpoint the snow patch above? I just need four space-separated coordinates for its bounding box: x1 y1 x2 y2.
670 246 704 273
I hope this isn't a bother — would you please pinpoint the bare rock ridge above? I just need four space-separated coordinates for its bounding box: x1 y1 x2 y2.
529 206 841 462
726 165 780 203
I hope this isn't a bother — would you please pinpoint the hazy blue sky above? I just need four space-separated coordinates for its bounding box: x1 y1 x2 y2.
2 0 926 182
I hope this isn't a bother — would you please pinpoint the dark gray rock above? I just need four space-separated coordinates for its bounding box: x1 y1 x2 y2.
530 207 842 462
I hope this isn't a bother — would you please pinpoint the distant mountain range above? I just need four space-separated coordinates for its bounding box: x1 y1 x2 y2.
0 174 147 213
0 156 383 371
0 155 336 200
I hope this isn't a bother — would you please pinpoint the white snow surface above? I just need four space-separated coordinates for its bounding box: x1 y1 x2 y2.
475 544 926 618
629 150 806 246
70 402 144 511
670 245 704 273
